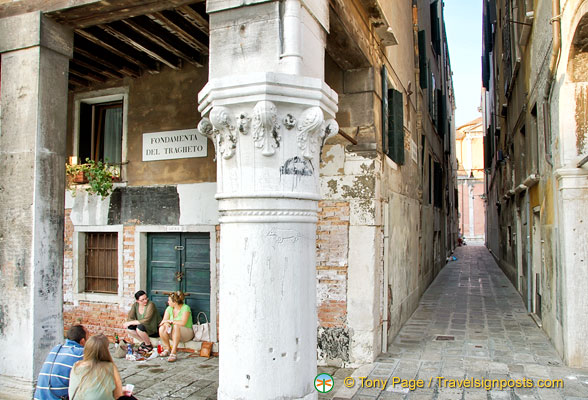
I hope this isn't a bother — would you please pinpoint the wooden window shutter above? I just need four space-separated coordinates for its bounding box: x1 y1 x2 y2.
418 30 427 89
436 88 445 137
430 1 441 55
381 65 389 155
388 88 404 165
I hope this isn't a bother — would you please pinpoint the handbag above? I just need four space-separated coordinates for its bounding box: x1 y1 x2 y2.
199 341 213 358
113 341 128 358
192 312 210 342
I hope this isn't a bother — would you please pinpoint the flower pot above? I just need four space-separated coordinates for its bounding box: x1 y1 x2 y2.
72 171 88 184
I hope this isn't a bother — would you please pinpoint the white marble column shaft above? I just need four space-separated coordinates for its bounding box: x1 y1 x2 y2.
199 1 337 398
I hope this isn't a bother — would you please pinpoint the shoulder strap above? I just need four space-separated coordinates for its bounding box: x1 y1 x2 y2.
196 312 209 324
47 344 64 392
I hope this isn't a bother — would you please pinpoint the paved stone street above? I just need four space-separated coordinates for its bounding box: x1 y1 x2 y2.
113 246 588 400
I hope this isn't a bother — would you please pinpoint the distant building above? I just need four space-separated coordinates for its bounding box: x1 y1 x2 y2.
456 117 485 242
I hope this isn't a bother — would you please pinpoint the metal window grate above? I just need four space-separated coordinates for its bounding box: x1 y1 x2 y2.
85 232 118 293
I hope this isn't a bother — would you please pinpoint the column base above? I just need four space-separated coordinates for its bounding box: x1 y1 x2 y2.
218 390 318 400
0 375 35 400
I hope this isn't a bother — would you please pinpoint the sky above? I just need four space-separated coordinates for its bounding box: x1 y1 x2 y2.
444 0 484 128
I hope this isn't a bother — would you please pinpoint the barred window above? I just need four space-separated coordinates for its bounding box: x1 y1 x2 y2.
85 232 118 293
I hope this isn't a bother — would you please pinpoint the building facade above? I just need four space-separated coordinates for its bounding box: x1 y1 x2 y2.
456 117 486 242
482 0 588 367
0 0 457 397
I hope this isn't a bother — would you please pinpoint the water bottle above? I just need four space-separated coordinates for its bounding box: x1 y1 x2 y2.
127 344 133 356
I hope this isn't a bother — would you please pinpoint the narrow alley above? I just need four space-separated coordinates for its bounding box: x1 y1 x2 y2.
323 246 588 400
111 245 588 399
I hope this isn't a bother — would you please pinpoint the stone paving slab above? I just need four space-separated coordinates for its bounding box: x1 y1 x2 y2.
114 246 588 400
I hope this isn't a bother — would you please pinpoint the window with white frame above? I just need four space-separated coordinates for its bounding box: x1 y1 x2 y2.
73 226 124 300
74 89 128 174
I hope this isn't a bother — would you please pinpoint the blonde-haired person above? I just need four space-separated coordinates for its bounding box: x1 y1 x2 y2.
68 334 133 400
158 291 194 362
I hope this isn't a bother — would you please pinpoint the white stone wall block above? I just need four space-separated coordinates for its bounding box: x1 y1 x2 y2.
178 183 219 225
320 144 345 176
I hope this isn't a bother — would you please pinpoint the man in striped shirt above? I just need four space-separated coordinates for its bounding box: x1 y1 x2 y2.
34 325 88 400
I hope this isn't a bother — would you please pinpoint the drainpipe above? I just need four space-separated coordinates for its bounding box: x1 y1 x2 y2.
382 203 390 353
526 196 533 312
544 0 561 100
281 0 303 75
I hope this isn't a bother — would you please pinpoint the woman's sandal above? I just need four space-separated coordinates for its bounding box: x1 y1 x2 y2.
167 353 177 362
139 343 153 352
160 349 170 357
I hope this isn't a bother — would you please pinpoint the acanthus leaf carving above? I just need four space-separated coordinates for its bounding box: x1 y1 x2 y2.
252 101 281 156
197 117 217 154
210 106 237 160
296 107 324 160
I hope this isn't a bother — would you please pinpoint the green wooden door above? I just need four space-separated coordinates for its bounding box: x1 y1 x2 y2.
147 233 211 322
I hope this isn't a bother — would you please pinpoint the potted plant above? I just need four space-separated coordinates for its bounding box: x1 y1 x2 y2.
66 163 88 184
66 158 121 199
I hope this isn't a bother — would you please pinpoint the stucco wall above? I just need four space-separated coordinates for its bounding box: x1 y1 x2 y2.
67 62 215 186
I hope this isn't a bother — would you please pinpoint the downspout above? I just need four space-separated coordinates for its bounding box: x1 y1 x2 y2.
280 0 303 75
544 0 561 100
382 203 390 353
526 195 533 312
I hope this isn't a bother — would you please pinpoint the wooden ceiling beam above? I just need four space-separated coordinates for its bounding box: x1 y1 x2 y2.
99 21 182 70
72 52 126 80
74 35 142 78
76 27 160 73
69 64 109 84
48 0 205 28
151 10 208 54
68 74 91 88
176 5 209 35
122 16 205 67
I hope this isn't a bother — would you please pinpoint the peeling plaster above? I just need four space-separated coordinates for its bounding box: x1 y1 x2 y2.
327 179 338 194
341 175 375 199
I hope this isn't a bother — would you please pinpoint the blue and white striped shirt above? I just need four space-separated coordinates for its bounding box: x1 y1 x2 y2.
34 340 84 400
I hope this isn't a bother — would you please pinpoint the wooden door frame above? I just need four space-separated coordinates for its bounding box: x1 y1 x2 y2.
134 225 217 342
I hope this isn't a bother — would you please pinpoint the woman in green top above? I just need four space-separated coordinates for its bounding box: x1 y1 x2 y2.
69 334 127 400
123 290 162 353
158 290 194 362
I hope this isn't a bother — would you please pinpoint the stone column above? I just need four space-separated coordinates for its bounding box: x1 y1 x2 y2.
0 12 72 397
198 1 337 398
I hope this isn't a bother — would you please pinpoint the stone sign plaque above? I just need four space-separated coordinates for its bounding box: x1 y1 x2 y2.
142 129 207 161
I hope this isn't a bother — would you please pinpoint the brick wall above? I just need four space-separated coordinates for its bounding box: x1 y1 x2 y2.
316 201 349 328
62 212 135 337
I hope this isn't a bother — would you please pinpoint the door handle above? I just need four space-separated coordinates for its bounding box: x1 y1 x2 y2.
174 245 184 251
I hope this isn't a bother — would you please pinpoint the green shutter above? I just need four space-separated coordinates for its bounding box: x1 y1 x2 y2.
436 89 445 137
418 30 427 89
388 88 404 165
381 65 389 155
430 1 441 55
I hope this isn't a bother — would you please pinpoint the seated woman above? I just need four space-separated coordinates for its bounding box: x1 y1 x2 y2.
69 334 130 400
158 291 194 362
123 290 161 353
